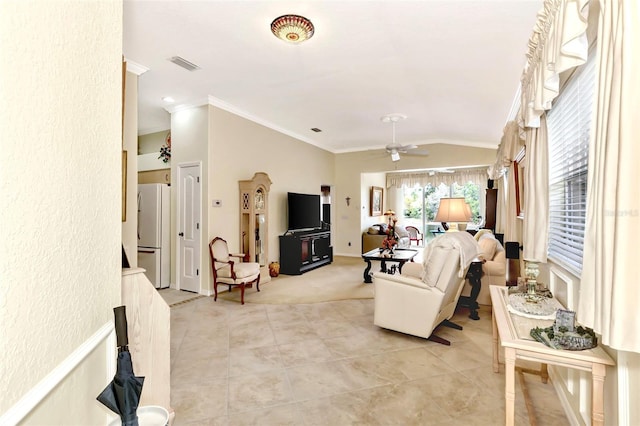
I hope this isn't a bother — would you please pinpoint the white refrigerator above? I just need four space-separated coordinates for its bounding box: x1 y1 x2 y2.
138 183 171 289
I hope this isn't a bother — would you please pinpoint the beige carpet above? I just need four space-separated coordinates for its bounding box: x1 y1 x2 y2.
217 255 375 304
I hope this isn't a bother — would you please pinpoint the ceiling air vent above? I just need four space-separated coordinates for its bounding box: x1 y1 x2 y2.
169 56 200 71
311 128 322 133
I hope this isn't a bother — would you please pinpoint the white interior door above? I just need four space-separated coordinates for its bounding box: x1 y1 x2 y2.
178 163 201 293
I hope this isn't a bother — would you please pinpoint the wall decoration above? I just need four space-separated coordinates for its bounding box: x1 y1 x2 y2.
370 186 383 216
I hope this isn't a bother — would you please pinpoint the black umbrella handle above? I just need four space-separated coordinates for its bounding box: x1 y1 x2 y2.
114 305 129 350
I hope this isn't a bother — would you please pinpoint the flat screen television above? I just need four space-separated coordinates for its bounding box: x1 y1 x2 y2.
287 192 321 231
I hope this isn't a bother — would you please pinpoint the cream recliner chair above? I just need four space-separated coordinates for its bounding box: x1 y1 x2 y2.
373 232 479 345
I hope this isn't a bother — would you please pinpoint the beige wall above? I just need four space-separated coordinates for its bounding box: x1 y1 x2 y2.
207 107 334 292
170 105 210 291
334 144 497 256
138 129 170 154
0 0 122 423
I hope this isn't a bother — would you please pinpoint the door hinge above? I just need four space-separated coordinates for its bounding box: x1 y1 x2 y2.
196 269 199 276
196 223 199 230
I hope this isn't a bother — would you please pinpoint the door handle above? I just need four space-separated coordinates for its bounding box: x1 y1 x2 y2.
179 232 184 237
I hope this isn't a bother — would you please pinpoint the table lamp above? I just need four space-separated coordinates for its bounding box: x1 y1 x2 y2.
383 209 396 227
434 197 471 231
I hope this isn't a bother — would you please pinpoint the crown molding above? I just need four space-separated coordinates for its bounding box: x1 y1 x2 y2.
123 59 149 76
334 139 498 154
206 96 329 151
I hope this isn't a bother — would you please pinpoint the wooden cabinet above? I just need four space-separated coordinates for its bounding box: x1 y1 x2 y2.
485 187 498 231
239 173 271 274
279 230 332 275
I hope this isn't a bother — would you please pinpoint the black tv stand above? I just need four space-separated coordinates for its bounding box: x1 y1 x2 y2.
279 229 332 275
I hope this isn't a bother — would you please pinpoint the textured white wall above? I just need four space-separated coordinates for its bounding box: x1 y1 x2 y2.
0 0 122 421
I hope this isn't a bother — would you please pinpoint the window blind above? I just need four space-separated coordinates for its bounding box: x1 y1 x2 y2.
546 53 596 275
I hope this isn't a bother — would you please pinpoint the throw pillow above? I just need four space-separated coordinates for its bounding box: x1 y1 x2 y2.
478 234 498 260
367 226 380 235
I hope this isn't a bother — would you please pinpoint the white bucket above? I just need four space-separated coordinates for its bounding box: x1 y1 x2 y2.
108 406 169 426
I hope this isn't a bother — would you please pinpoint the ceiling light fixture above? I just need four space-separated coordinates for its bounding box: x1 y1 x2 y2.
271 14 314 43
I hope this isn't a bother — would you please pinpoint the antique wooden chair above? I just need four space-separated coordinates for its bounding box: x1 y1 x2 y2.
209 237 260 304
405 226 423 246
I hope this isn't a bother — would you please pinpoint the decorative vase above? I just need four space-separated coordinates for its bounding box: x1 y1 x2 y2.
524 261 540 295
268 261 280 277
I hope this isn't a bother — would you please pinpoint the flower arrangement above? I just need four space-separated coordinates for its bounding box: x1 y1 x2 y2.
381 217 398 250
158 131 171 163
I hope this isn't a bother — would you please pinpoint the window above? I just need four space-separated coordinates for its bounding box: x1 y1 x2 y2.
546 52 596 274
402 181 482 238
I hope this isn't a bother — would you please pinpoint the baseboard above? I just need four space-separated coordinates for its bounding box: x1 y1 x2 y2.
333 252 360 258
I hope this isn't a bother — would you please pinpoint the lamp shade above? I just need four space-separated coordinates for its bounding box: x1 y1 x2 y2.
434 198 472 223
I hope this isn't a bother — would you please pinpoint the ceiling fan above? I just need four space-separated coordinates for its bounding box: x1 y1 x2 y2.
381 113 430 162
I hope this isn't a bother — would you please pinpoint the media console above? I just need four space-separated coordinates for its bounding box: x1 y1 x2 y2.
279 229 332 275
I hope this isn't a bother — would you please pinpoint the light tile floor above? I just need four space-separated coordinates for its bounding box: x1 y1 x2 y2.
169 296 569 425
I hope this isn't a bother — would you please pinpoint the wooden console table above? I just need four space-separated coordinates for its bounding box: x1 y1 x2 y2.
361 248 418 283
490 285 615 426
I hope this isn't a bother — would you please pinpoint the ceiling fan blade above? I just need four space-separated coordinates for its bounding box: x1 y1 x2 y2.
404 149 430 156
397 144 418 153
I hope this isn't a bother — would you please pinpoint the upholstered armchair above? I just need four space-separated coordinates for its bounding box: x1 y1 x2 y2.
209 237 260 304
372 232 479 345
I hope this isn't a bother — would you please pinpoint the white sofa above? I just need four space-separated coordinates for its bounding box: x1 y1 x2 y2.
460 229 507 306
361 223 410 253
372 232 479 345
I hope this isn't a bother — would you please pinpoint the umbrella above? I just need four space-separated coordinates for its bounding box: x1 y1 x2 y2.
97 306 145 426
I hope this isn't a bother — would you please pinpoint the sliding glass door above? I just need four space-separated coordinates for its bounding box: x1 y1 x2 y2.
402 181 483 242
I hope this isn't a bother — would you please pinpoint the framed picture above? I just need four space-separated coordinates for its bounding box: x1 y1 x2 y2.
514 147 525 218
370 186 383 216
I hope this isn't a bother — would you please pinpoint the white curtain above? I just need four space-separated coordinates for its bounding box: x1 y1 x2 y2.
494 177 506 234
522 116 550 263
503 164 519 243
386 167 487 189
578 0 640 353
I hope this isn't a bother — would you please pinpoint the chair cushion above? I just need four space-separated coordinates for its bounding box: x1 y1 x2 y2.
217 262 260 279
368 226 380 235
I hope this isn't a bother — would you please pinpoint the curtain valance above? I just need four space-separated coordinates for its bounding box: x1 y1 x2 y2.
386 167 489 189
487 121 525 179
518 0 590 129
